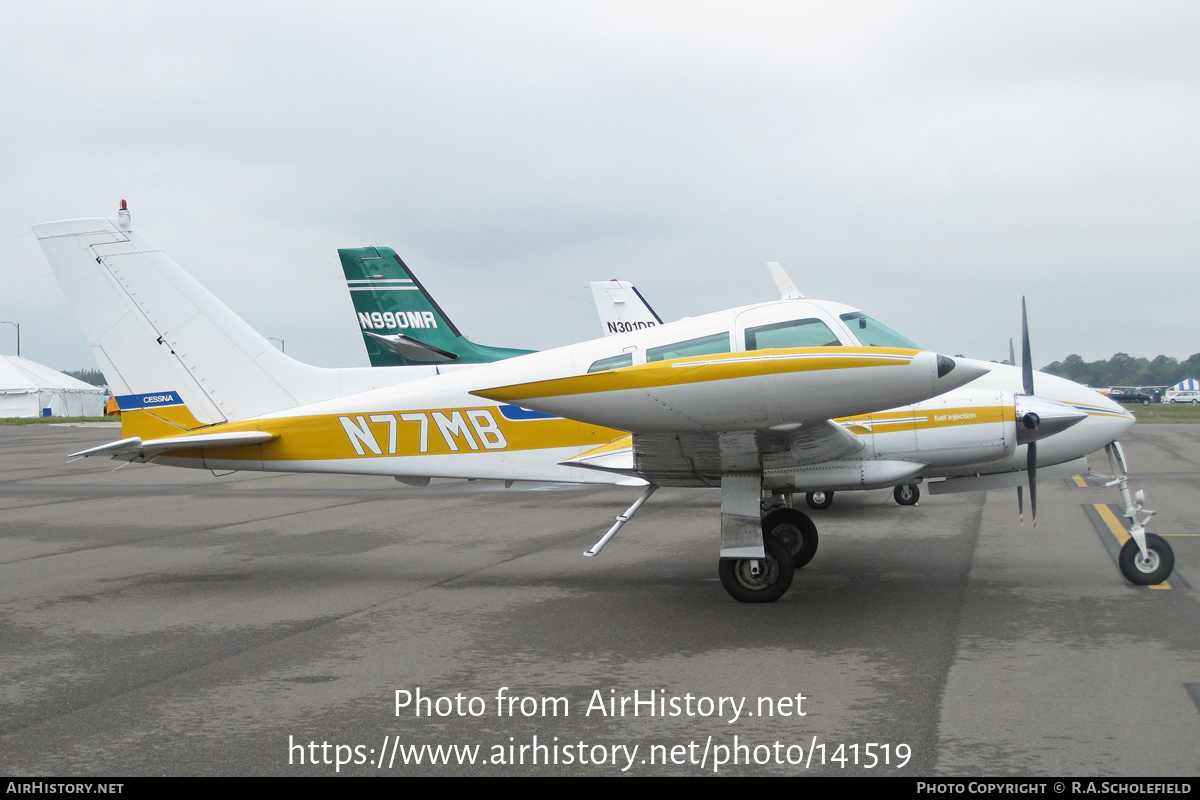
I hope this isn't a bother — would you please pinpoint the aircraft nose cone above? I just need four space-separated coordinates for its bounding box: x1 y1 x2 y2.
933 354 989 388
1015 396 1088 444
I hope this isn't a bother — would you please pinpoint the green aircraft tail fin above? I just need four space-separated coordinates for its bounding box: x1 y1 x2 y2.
339 247 533 366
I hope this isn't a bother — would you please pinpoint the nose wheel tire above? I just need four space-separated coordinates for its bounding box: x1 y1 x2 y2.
719 534 795 603
1118 534 1174 585
762 508 819 568
805 491 834 510
893 484 920 505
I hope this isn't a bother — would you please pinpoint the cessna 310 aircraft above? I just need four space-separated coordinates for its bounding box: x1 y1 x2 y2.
34 204 1173 602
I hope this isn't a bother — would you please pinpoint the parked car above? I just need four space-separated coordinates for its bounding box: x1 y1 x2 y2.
1167 390 1200 405
1108 388 1153 406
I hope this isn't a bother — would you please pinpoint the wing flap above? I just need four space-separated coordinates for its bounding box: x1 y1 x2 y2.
560 435 637 476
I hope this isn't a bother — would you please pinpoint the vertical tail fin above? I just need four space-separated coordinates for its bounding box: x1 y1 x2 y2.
340 247 532 366
589 280 663 336
34 211 400 428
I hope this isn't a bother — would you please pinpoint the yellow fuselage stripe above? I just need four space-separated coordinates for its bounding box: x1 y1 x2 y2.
128 406 625 462
838 404 1015 432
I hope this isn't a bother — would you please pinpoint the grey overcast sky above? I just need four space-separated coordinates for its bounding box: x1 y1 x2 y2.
3 1 1198 372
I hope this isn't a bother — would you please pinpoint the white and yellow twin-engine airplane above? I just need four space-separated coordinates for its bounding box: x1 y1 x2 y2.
34 206 1172 602
574 268 1171 589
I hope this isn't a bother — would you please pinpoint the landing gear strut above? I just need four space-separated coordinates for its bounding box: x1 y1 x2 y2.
1105 442 1174 586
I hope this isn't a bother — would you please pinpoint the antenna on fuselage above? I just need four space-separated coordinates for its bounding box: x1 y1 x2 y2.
767 262 803 300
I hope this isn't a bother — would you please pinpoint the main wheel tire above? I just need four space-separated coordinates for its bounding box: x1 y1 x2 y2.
718 534 795 603
805 490 834 510
893 484 920 505
1118 533 1175 585
762 508 819 568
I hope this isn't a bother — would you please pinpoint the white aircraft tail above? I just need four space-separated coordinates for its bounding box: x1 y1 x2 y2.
34 210 409 427
589 279 662 336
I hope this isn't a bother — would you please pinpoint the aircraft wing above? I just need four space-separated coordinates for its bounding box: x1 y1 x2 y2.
474 347 984 434
563 420 868 486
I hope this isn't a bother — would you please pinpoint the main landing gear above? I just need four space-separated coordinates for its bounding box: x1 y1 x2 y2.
718 534 794 603
717 498 820 604
762 507 819 568
804 484 920 510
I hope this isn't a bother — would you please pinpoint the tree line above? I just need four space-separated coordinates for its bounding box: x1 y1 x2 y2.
64 368 106 387
1041 353 1200 388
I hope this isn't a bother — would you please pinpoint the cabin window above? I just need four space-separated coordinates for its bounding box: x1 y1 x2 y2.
839 312 923 349
587 353 635 373
646 332 731 362
745 318 841 350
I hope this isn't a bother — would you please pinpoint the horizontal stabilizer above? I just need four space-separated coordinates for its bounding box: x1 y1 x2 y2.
364 331 459 362
70 431 277 460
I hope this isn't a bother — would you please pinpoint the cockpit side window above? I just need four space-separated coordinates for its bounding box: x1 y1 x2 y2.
587 353 634 373
839 312 923 349
745 318 841 351
646 332 731 363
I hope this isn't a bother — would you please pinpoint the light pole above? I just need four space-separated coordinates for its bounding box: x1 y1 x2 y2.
268 337 285 353
0 321 18 357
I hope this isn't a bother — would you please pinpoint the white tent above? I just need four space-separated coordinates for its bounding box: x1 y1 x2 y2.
1169 378 1199 392
0 356 107 418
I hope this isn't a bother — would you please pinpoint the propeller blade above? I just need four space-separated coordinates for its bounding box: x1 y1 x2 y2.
1021 297 1034 396
1017 484 1024 524
1008 337 1016 366
1027 441 1038 527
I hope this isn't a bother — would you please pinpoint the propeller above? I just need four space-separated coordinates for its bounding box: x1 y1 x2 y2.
1018 297 1037 525
1009 300 1089 525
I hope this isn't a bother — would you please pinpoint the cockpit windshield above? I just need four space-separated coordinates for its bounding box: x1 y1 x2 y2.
839 312 923 349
